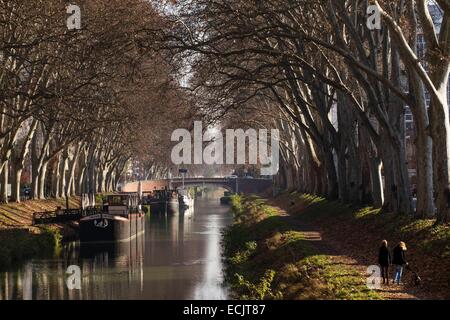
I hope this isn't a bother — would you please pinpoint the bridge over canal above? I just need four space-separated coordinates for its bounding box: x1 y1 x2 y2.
122 177 273 195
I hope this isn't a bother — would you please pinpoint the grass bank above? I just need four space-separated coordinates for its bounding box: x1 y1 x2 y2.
282 193 450 299
0 197 79 271
223 195 381 300
0 226 61 271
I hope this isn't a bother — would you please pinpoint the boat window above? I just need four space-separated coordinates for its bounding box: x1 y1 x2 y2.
108 195 128 206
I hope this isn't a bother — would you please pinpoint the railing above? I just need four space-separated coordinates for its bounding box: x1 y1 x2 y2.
32 206 103 225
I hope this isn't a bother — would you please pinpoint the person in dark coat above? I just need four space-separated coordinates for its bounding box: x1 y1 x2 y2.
392 241 407 284
378 240 391 284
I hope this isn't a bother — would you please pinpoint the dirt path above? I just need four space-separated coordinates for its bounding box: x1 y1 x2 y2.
272 202 418 300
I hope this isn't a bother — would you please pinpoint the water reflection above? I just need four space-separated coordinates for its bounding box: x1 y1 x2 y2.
0 193 232 300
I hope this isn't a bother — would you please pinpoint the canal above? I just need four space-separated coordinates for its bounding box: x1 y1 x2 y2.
0 189 233 300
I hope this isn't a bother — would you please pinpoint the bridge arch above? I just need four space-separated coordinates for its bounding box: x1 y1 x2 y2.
170 181 234 193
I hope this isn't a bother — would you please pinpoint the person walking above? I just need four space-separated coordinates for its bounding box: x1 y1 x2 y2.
378 240 391 284
392 241 408 285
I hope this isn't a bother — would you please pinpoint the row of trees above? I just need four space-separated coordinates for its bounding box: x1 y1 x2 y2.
3 0 449 225
0 0 188 203
159 0 450 223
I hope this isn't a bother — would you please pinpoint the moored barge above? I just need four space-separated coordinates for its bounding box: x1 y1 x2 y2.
144 189 179 214
79 194 145 242
178 188 194 208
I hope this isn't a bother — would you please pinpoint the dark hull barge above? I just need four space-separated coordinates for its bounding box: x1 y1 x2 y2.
144 189 179 214
80 194 145 243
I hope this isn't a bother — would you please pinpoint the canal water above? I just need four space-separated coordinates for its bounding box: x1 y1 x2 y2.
0 189 233 300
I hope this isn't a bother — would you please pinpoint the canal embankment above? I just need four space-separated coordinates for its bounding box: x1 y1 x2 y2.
0 197 81 271
223 194 381 300
223 193 450 299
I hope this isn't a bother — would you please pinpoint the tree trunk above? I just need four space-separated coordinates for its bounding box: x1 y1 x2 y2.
1 161 9 203
53 154 61 198
370 156 384 208
67 144 81 196
324 150 338 199
10 119 38 202
336 148 349 202
38 161 48 199
408 67 435 217
11 166 23 203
